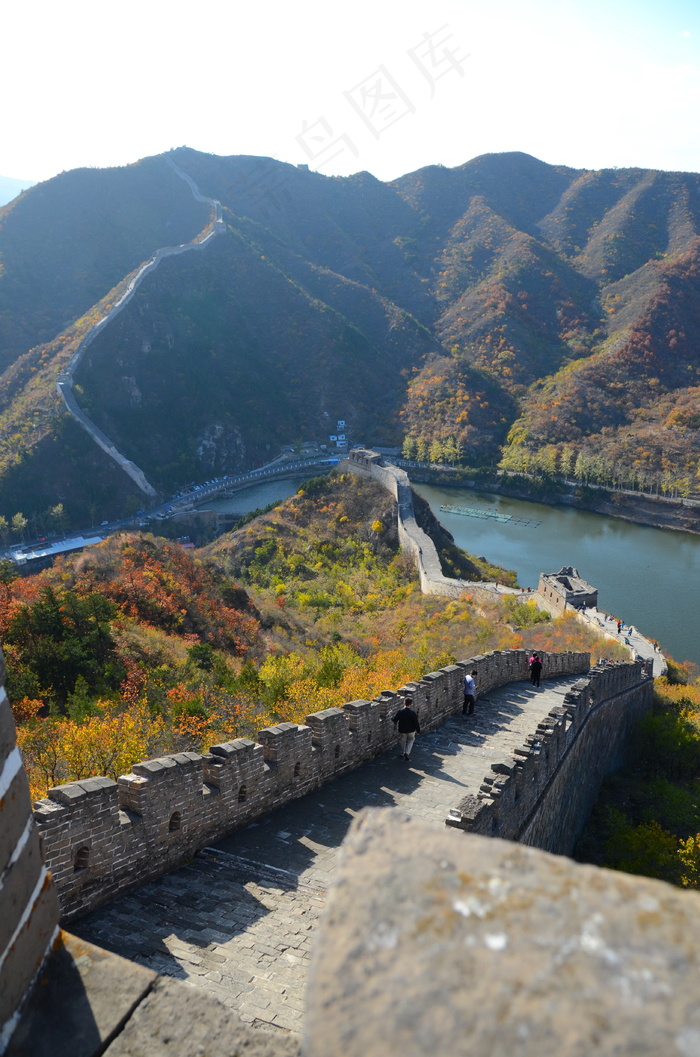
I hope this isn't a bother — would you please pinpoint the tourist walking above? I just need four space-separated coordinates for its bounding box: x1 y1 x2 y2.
392 697 420 760
462 669 477 715
529 653 543 688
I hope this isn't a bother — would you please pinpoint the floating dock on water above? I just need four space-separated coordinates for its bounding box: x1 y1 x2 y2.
439 504 542 527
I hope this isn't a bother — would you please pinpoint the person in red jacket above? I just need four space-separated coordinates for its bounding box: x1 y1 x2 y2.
392 697 420 760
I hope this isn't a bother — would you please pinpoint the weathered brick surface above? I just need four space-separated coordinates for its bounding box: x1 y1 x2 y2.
103 975 299 1057
0 874 59 1031
0 767 33 873
305 809 700 1057
0 675 61 1048
34 649 592 922
0 826 46 956
447 660 654 853
6 932 157 1057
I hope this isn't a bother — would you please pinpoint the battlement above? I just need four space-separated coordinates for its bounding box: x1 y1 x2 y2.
345 449 509 599
34 649 591 922
447 658 654 852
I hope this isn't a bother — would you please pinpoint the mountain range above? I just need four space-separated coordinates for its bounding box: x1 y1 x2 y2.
0 175 35 208
1 148 699 526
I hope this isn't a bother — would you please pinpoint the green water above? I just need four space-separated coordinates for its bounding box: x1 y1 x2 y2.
415 483 699 668
202 475 699 667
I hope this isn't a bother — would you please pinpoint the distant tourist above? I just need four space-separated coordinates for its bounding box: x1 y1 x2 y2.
529 653 543 687
617 621 622 634
462 669 478 716
392 697 421 760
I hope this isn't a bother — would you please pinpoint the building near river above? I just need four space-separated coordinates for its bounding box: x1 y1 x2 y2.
538 565 598 613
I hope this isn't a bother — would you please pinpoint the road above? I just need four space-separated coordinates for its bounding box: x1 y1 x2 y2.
5 454 340 564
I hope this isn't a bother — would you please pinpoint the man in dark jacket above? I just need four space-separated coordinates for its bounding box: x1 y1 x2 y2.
529 653 543 688
392 697 420 760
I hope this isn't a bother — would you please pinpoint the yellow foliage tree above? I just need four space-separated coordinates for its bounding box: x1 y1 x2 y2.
17 702 166 801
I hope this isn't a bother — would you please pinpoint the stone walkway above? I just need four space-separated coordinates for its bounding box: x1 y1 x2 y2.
74 675 581 1038
580 607 667 677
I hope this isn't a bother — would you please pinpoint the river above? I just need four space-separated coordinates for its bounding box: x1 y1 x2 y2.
200 477 311 515
203 477 699 668
414 483 698 668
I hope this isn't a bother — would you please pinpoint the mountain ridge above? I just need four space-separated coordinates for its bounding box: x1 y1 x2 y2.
2 148 700 525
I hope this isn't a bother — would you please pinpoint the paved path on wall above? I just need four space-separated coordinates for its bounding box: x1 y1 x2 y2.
578 607 667 677
73 674 582 1039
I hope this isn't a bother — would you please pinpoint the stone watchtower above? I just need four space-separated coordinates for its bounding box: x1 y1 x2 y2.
538 566 598 614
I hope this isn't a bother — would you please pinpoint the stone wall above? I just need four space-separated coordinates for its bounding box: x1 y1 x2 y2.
0 651 60 1051
55 157 225 499
34 649 589 923
305 809 700 1057
537 566 598 614
447 658 654 854
345 450 517 600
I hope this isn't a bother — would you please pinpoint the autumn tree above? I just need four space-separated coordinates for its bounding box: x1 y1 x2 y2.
11 512 27 541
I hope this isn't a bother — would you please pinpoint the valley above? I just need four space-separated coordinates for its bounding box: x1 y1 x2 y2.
3 149 700 531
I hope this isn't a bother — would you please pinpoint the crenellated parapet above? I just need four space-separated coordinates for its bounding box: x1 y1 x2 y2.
446 658 654 853
345 449 518 598
34 648 591 922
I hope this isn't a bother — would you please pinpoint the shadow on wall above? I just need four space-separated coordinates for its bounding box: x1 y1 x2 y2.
35 650 590 923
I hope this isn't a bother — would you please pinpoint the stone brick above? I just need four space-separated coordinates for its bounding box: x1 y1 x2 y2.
6 932 155 1057
0 767 33 874
102 976 299 1057
0 876 60 1030
305 808 700 1057
0 825 45 956
0 694 17 766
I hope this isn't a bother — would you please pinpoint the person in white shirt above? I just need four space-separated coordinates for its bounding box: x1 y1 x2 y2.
462 670 477 716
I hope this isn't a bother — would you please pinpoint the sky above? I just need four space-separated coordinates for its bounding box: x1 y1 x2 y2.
3 0 700 186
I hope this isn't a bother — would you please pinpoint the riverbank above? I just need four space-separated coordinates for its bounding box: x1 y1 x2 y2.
403 466 700 537
412 480 700 668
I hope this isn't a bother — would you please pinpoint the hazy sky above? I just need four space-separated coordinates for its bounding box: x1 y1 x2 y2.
3 0 700 184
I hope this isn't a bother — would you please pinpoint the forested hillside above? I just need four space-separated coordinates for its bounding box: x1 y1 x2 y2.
10 473 621 798
3 148 700 524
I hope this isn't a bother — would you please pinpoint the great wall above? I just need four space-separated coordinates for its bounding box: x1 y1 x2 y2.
0 453 694 1056
55 158 226 498
34 647 599 923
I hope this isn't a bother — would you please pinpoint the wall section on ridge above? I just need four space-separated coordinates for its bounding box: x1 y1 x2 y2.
447 659 654 855
33 649 590 923
344 449 516 599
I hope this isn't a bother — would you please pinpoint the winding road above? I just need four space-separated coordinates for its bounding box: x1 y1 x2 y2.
55 158 226 497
